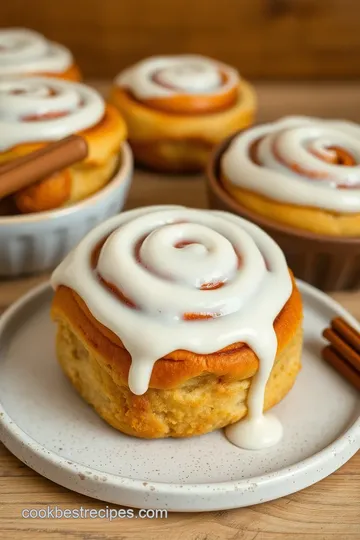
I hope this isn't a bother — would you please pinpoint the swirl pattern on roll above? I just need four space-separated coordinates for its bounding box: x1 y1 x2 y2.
52 206 292 448
0 77 105 150
116 55 240 100
0 28 73 75
222 116 360 213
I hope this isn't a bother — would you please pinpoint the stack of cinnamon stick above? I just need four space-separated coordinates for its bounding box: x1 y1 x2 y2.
322 317 360 391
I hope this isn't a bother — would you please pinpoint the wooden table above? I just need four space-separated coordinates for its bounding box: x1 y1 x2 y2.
0 83 359 539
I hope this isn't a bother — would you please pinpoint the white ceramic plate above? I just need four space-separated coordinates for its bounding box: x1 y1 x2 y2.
0 281 359 511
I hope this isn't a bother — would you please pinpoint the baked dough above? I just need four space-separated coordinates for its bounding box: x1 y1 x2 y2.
220 117 360 236
111 55 256 173
50 206 303 440
0 77 127 213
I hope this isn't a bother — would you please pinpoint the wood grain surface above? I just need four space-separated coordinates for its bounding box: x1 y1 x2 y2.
1 0 360 79
0 82 359 539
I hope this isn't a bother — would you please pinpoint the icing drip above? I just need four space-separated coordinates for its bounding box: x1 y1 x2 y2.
0 28 73 75
222 116 360 213
0 77 105 150
51 206 292 449
115 55 240 99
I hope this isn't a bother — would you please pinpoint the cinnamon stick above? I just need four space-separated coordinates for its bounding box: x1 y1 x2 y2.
0 135 88 200
322 317 360 391
323 328 360 373
322 346 360 391
331 317 360 355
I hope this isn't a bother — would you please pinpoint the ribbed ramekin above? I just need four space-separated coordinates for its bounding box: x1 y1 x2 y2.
0 142 133 277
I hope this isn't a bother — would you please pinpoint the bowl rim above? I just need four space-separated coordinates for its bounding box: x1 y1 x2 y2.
0 141 133 226
206 131 360 247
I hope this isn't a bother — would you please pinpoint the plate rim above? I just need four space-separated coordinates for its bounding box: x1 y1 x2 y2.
0 280 359 500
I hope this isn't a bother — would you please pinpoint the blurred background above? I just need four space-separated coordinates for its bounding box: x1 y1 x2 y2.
1 0 360 121
1 0 359 79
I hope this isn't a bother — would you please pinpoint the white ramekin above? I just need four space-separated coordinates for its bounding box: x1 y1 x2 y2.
0 142 133 277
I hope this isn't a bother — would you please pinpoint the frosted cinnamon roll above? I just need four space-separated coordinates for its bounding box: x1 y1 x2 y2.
0 28 80 81
111 55 256 173
0 77 127 213
221 116 360 236
51 206 302 444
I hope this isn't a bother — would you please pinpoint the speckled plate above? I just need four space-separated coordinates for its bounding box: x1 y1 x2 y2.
0 281 359 511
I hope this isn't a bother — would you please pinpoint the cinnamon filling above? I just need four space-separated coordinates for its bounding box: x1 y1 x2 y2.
130 69 238 115
250 136 358 183
151 69 228 92
183 312 216 321
320 146 356 166
98 276 137 309
22 110 69 122
249 136 263 165
91 231 243 320
91 236 137 309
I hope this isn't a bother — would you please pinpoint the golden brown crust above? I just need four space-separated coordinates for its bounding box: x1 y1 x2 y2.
222 174 360 237
0 104 127 213
130 138 213 173
54 302 302 439
14 169 72 213
35 63 82 82
141 70 238 114
51 272 302 390
110 80 256 172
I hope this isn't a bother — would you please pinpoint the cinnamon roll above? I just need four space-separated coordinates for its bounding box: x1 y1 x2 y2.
111 55 256 173
0 77 127 213
0 28 80 81
220 116 360 236
51 206 302 445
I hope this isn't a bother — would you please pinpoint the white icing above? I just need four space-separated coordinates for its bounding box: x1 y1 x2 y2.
115 55 240 100
225 414 283 450
0 28 73 75
222 116 360 213
51 206 292 450
0 77 105 150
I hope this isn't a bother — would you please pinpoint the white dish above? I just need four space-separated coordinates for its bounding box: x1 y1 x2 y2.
0 142 133 277
0 280 359 511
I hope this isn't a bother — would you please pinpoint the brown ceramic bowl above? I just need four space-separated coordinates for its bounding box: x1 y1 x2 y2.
206 132 360 292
